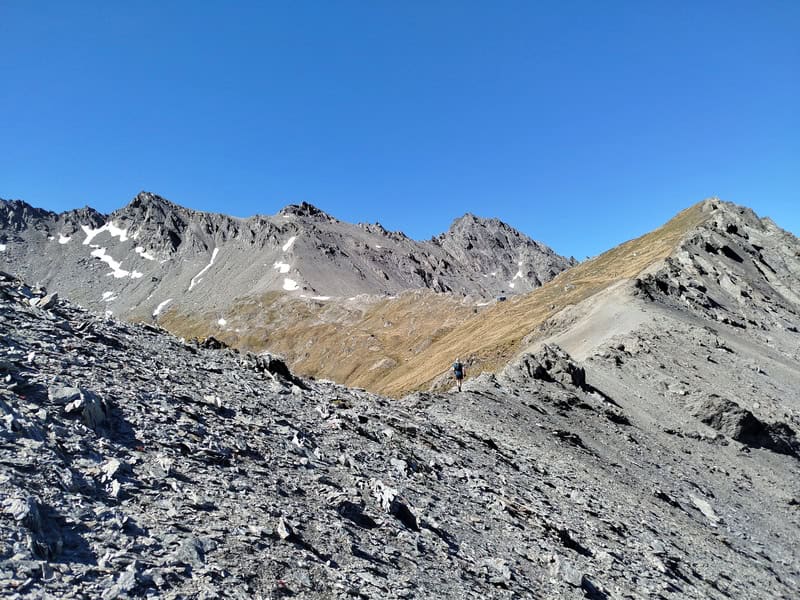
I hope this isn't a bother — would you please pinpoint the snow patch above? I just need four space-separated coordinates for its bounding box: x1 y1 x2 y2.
273 261 291 274
135 246 155 260
82 221 129 245
217 318 227 326
153 298 173 317
512 268 523 281
130 271 143 279
0 244 5 252
106 221 129 241
509 282 516 289
282 236 297 252
102 291 118 302
375 245 382 249
283 278 300 291
58 234 71 244
91 248 131 279
189 248 219 291
301 295 331 301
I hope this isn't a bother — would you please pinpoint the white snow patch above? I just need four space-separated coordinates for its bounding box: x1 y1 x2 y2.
509 282 516 289
490 271 497 276
135 246 155 260
153 298 173 317
82 225 101 245
91 248 131 279
58 234 71 244
82 221 129 245
189 247 219 291
130 271 143 279
282 236 297 252
104 310 114 318
106 221 129 241
102 291 116 300
217 318 227 326
301 295 331 301
375 245 382 249
0 244 5 252
283 278 299 291
512 268 523 281
47 236 54 241
273 261 291 274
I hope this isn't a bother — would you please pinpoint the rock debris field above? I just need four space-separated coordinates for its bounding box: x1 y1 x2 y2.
1 270 799 599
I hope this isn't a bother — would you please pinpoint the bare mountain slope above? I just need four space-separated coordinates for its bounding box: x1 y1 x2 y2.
0 192 573 323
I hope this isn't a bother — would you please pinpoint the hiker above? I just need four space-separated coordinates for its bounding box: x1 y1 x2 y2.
452 358 465 391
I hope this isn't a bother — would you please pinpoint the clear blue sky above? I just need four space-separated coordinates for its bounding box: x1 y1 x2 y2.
2 1 798 259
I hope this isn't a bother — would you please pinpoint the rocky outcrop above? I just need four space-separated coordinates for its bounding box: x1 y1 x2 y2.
502 345 587 389
635 200 800 332
689 395 799 457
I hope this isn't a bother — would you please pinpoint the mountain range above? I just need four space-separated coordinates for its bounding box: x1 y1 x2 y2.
1 193 799 598
0 191 573 317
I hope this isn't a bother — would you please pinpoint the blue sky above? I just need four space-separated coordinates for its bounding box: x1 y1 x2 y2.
2 1 798 259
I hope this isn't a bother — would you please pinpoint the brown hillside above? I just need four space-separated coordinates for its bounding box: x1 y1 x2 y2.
160 200 712 397
378 200 712 396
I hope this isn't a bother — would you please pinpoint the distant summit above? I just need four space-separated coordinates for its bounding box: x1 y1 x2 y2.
279 201 334 220
434 212 576 290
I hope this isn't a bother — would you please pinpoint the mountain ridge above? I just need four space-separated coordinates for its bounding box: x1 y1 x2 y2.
0 192 574 314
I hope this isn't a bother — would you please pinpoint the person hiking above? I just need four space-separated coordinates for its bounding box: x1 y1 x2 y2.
452 358 465 391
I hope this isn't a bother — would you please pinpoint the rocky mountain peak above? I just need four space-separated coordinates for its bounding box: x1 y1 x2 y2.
115 191 189 223
279 201 333 220
0 199 54 232
439 212 529 245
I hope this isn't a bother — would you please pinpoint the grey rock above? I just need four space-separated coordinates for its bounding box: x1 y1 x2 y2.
48 386 82 405
276 517 294 540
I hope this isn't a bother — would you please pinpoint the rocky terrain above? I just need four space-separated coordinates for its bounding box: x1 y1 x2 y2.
2 262 799 599
0 192 574 324
1 196 799 598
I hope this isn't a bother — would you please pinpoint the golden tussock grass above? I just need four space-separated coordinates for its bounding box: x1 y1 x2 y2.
160 201 712 397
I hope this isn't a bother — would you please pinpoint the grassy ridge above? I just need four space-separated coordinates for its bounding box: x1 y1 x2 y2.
161 201 711 397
